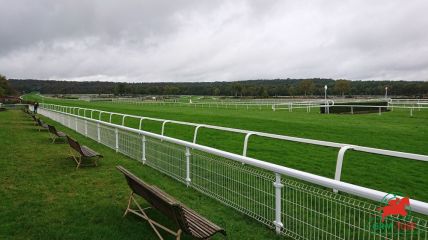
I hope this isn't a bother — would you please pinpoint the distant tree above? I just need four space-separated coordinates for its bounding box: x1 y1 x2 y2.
298 80 315 96
212 87 220 96
334 80 351 97
258 86 269 98
164 86 180 95
115 83 126 96
0 74 16 97
232 83 243 97
288 85 295 97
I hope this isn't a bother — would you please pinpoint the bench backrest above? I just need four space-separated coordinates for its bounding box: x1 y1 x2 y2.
66 136 84 155
116 166 179 221
47 124 58 135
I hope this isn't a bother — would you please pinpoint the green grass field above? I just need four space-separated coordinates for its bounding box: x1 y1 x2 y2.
25 94 428 203
0 109 286 239
2 94 427 239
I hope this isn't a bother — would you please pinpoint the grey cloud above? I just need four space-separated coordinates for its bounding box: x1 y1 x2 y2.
0 0 427 82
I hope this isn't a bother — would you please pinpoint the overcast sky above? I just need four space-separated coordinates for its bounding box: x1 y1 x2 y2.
0 0 427 82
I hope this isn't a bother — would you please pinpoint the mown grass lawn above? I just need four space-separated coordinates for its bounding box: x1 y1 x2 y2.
0 109 284 240
25 94 428 204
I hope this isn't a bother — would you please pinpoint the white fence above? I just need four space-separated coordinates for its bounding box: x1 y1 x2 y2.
38 106 428 239
111 97 428 115
41 103 428 189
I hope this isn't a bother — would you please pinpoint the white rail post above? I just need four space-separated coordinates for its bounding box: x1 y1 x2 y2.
273 173 284 234
185 147 191 187
84 120 88 137
75 117 78 131
161 120 169 136
334 145 354 193
378 107 381 115
122 115 126 126
139 117 145 130
115 128 119 152
97 123 101 142
410 107 413 117
242 133 254 157
193 125 202 143
141 135 146 164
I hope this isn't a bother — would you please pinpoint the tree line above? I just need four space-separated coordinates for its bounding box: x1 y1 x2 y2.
8 78 428 97
0 75 17 97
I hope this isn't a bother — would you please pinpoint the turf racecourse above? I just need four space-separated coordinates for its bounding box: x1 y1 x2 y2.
26 95 428 204
0 110 284 239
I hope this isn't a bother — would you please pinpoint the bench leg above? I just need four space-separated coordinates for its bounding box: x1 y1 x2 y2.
76 156 82 170
69 149 80 168
93 156 99 167
176 230 182 240
124 193 184 240
123 192 133 217
131 195 165 240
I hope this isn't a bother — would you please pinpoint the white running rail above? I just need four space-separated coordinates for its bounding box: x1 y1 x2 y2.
38 105 428 239
41 103 428 190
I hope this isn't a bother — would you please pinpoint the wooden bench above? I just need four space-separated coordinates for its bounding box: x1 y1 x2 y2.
36 118 49 131
67 136 103 169
47 124 67 143
117 166 227 240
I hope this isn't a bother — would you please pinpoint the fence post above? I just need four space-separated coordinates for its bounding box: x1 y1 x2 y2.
142 135 146 164
84 120 88 137
139 117 145 130
242 133 254 157
185 147 191 187
122 115 126 126
97 123 101 142
273 173 284 234
115 128 119 152
161 121 169 136
334 145 354 193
